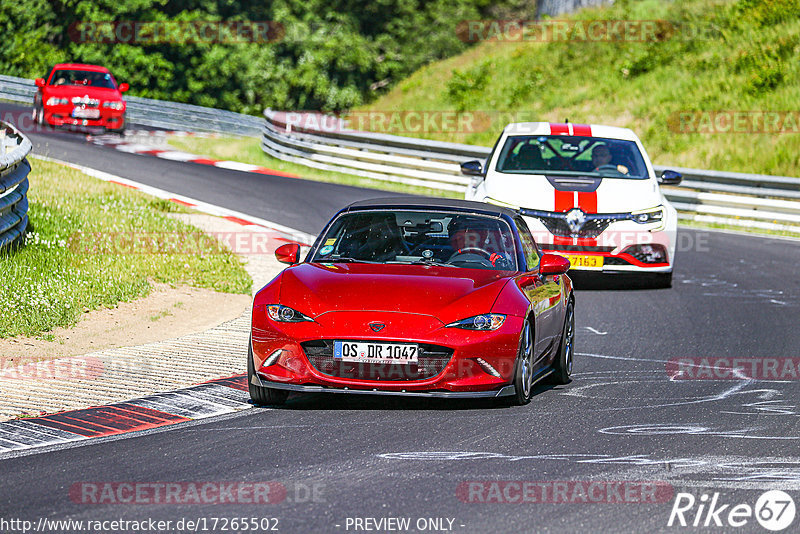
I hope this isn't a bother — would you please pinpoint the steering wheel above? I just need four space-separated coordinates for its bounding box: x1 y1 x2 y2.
595 164 618 172
453 247 491 258
448 247 495 268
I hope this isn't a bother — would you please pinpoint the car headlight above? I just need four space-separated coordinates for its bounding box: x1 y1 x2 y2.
266 304 313 323
446 314 505 331
631 206 664 224
46 97 69 106
102 101 125 110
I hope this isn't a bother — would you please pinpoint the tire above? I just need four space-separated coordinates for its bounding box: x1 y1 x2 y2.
108 117 126 135
33 104 44 126
504 319 535 406
549 297 575 385
247 342 289 406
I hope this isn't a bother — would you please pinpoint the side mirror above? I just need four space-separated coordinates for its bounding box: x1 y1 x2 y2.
275 243 301 264
118 83 129 93
460 160 484 176
539 253 570 275
35 78 45 88
658 170 682 185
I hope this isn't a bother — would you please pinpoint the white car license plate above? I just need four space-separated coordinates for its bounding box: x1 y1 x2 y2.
333 341 418 365
72 107 100 119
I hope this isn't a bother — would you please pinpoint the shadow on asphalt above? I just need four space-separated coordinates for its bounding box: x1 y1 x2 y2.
263 381 565 411
568 271 670 291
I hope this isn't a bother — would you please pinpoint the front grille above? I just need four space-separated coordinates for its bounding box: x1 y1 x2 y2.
537 215 616 238
522 208 633 239
301 340 453 381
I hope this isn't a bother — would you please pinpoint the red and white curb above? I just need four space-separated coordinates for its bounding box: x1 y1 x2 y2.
0 375 252 455
30 154 316 246
87 132 300 179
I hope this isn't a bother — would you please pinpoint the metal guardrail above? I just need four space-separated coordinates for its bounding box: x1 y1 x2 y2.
0 75 262 136
0 121 32 248
537 0 609 17
262 110 800 232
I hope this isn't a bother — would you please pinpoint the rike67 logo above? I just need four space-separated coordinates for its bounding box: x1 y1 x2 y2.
668 490 796 531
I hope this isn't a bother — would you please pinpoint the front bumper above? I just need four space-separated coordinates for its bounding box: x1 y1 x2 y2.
523 215 675 273
251 311 524 394
43 106 125 130
251 373 517 398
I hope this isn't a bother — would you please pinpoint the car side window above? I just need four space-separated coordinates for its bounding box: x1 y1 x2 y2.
515 217 540 271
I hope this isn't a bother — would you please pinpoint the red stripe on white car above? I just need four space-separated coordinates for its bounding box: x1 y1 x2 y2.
572 124 592 136
577 192 598 214
554 190 573 212
549 123 570 135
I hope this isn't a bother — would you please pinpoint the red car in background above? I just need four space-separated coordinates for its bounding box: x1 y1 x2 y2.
32 63 128 132
249 197 576 407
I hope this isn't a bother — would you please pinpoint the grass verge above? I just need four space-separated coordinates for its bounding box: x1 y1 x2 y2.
0 159 251 338
165 135 460 199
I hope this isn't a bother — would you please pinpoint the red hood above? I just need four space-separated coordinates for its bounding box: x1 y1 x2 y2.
278 263 512 324
43 85 123 100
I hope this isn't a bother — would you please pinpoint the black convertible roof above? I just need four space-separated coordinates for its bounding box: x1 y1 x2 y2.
345 196 519 219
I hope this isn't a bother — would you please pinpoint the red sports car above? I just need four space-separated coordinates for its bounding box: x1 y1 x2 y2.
249 198 575 406
32 63 128 132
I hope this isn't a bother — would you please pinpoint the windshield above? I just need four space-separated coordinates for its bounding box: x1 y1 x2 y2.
49 69 117 90
495 135 649 179
310 210 518 271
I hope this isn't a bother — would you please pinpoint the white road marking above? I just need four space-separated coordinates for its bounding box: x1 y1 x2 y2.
584 327 607 335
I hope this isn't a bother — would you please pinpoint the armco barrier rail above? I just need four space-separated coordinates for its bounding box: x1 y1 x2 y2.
262 110 800 232
0 75 262 136
0 121 32 248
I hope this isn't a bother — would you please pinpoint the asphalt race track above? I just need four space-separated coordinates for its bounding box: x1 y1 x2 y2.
2 102 800 532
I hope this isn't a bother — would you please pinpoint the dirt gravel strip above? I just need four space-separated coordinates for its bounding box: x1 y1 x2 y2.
1 161 317 421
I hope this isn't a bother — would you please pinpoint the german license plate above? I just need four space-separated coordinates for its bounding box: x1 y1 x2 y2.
563 254 604 269
72 107 100 119
333 341 418 364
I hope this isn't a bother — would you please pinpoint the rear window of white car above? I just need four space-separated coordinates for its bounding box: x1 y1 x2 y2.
495 135 649 179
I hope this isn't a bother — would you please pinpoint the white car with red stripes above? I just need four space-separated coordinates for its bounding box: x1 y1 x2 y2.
461 122 683 287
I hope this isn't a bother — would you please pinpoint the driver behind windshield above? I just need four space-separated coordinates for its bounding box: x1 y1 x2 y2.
591 143 629 175
447 217 513 270
591 144 612 170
